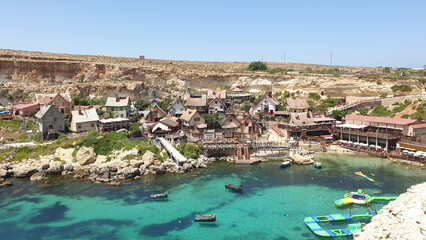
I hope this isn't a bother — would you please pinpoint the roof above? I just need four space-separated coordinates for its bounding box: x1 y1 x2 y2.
207 90 227 99
35 93 72 104
167 99 184 110
180 109 199 122
290 112 315 125
138 111 151 118
222 122 239 129
221 115 241 126
13 103 39 110
186 94 207 107
197 124 207 129
35 105 56 119
153 104 167 116
233 87 244 92
71 109 99 123
105 97 130 107
241 115 256 125
313 117 336 122
150 98 161 103
286 98 310 110
253 93 278 110
345 115 419 126
160 118 179 128
410 123 426 129
336 123 368 129
151 122 170 132
99 117 129 123
208 97 226 107
275 111 290 115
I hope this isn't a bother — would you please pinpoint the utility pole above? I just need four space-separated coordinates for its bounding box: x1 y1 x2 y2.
284 51 286 63
330 51 333 66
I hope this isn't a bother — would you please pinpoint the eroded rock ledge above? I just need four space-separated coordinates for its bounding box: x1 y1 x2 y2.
354 182 426 240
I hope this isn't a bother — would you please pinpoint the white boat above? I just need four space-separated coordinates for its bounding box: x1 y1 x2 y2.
280 161 291 168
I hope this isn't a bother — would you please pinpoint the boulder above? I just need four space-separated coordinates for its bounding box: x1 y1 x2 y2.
47 161 64 175
13 165 37 178
182 163 192 172
118 167 140 179
76 147 97 165
73 170 90 179
0 169 10 179
156 164 167 174
142 150 155 166
130 159 143 168
63 163 74 172
30 171 46 181
41 163 50 171
99 168 110 182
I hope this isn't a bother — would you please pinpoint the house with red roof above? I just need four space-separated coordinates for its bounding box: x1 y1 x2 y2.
240 115 262 140
12 103 40 116
252 92 278 116
35 93 74 114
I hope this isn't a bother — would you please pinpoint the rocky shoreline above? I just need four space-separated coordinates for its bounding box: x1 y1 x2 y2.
354 182 426 240
0 146 233 187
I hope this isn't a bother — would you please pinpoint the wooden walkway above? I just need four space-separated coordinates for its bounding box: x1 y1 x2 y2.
158 137 187 165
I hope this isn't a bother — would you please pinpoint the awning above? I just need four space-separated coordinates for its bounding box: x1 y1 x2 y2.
336 124 368 129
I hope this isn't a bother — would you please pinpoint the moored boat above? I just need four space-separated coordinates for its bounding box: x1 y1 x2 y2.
225 183 242 192
280 161 291 168
150 191 168 199
314 161 322 169
195 213 216 222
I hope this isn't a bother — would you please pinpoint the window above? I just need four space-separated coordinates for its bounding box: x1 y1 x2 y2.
78 124 81 129
194 117 200 122
91 123 94 127
245 123 248 126
54 117 57 121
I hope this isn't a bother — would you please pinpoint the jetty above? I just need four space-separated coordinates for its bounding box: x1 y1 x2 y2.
157 137 187 165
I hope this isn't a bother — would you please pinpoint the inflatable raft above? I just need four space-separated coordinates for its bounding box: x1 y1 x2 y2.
304 212 377 237
335 189 372 207
355 171 374 181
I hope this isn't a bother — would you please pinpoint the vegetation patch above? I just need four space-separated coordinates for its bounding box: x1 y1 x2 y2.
247 62 267 71
175 142 203 159
370 106 392 117
391 84 413 92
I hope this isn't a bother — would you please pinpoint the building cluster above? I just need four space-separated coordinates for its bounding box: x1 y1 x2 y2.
4 88 426 159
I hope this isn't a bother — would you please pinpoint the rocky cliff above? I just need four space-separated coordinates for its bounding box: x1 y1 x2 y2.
0 49 421 106
354 182 426 240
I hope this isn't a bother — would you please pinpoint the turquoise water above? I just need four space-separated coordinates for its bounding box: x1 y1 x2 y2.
0 153 425 240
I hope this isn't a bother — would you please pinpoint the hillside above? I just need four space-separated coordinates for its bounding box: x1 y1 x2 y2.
0 49 422 106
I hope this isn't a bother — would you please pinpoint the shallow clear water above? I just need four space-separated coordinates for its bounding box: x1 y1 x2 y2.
0 153 425 240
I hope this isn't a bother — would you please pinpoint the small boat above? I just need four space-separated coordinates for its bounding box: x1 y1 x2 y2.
314 161 322 169
195 213 216 222
150 191 168 199
225 183 242 192
280 161 291 168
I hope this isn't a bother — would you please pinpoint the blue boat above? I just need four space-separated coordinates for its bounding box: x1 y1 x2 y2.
150 191 168 199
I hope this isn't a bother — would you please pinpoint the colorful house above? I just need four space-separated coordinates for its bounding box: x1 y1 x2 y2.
252 92 278 116
168 99 186 117
35 93 73 114
207 97 227 114
12 103 40 116
106 97 131 118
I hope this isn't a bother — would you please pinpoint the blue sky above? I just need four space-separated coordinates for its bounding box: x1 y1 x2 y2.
1 0 425 68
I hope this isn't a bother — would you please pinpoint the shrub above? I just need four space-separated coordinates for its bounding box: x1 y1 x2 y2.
401 114 410 119
379 94 388 98
376 80 382 85
268 67 285 74
391 85 413 92
333 74 341 77
309 92 321 101
134 98 149 111
371 106 392 117
176 142 202 159
358 108 369 115
247 62 267 71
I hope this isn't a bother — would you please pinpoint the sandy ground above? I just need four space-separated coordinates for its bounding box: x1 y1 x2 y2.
267 128 287 142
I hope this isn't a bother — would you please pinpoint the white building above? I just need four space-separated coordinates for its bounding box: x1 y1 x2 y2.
252 92 278 116
70 109 100 133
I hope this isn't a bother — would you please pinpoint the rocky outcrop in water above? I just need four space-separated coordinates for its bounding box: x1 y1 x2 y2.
354 182 426 240
0 147 219 184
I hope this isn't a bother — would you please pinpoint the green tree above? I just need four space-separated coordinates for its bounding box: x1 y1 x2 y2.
72 96 89 106
134 98 149 111
309 92 321 101
129 123 142 138
332 110 346 121
247 61 267 71
371 106 392 117
203 114 222 130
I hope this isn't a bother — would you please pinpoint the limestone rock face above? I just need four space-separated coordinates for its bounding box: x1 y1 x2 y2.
30 171 46 181
354 182 426 240
142 150 155 166
0 169 10 179
76 147 97 166
13 165 37 178
47 161 64 175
